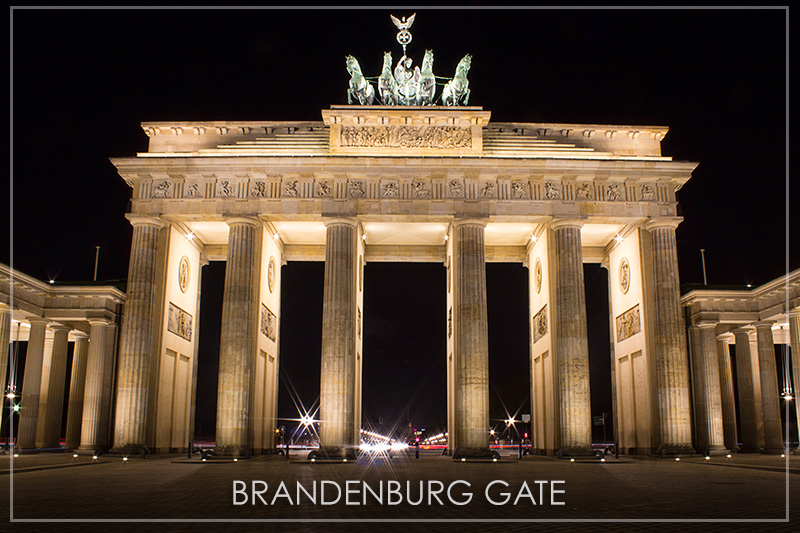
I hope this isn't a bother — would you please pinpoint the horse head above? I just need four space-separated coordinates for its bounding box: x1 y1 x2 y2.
458 54 472 74
382 52 392 72
345 55 361 75
422 50 434 72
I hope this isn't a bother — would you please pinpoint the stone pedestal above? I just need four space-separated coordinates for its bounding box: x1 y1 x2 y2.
17 318 48 450
551 219 593 457
451 219 491 459
65 332 89 448
733 328 761 452
36 325 70 449
111 215 164 455
754 322 783 454
716 334 739 452
78 320 110 453
688 323 727 454
646 219 694 455
215 217 261 457
318 218 358 459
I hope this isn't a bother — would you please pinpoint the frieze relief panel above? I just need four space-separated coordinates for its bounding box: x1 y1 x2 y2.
261 303 277 342
339 125 472 149
533 304 548 344
167 302 193 341
616 304 641 342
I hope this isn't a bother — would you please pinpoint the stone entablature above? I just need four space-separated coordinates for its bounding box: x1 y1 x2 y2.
0 263 125 332
682 269 800 327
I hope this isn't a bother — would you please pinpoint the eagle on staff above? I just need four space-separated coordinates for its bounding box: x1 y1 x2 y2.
391 13 416 54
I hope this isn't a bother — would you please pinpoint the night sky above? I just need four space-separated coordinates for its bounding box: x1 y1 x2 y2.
7 8 792 443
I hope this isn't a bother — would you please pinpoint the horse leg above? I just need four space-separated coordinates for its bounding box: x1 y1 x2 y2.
463 88 470 106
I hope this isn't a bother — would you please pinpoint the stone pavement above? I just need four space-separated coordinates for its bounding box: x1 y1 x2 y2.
0 450 798 532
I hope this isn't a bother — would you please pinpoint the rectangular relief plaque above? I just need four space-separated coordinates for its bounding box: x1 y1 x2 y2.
167 302 193 341
616 304 641 342
533 304 548 344
261 303 277 342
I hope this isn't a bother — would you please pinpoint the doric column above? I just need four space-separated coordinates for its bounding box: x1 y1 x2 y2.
646 219 694 454
78 320 109 452
733 328 761 452
716 334 739 451
0 303 10 398
688 323 726 454
98 322 118 449
452 218 491 457
111 214 164 454
319 218 359 458
17 318 48 450
65 332 89 448
215 217 261 457
754 322 783 453
790 309 800 453
36 325 70 448
550 219 592 456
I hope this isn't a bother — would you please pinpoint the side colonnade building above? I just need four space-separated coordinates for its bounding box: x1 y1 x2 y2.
0 264 124 453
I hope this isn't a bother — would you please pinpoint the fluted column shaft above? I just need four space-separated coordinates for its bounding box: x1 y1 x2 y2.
319 219 358 454
215 217 260 456
790 310 800 452
37 325 70 448
551 220 592 454
689 324 726 452
0 304 10 397
734 328 761 451
754 322 783 453
716 335 739 451
17 318 48 449
112 215 163 453
79 320 109 451
453 219 490 452
65 332 89 448
647 220 694 453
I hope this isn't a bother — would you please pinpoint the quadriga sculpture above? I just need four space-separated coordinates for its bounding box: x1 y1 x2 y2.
442 54 471 106
345 55 375 106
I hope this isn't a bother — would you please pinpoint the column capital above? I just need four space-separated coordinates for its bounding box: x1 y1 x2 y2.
693 321 718 330
452 217 488 229
753 321 774 331
732 326 755 337
72 331 89 340
323 217 358 228
125 213 164 229
716 332 734 342
549 218 584 231
645 217 683 231
224 216 261 228
87 318 111 327
0 302 9 312
27 316 49 326
787 307 800 319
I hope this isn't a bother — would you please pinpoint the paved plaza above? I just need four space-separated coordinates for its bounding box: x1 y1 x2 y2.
0 450 798 532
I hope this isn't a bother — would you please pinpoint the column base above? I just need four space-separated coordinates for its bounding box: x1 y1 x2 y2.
75 447 106 456
452 447 499 461
737 445 762 453
308 446 358 462
760 446 786 455
698 446 730 456
792 447 800 455
655 444 697 457
108 445 151 458
556 446 597 460
213 445 251 459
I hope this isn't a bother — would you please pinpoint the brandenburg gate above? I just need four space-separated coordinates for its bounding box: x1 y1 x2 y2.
107 100 700 459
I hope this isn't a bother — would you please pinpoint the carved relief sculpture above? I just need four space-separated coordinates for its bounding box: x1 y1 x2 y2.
217 180 235 198
480 182 496 198
544 182 561 199
640 184 656 201
167 302 193 341
412 180 430 198
315 180 332 197
616 304 641 342
261 304 277 342
511 182 529 199
619 257 631 295
283 180 299 197
534 258 542 294
576 183 594 200
533 305 548 344
250 181 268 198
268 257 276 293
340 126 471 149
184 182 200 198
178 256 190 294
448 179 464 198
382 182 399 198
152 181 171 198
607 183 621 201
348 180 365 198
